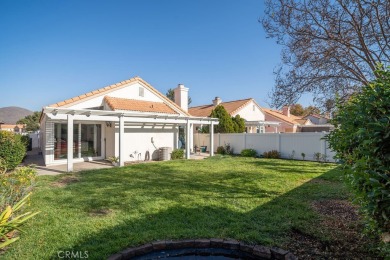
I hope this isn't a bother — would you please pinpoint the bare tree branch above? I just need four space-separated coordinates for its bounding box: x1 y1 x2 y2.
262 0 390 109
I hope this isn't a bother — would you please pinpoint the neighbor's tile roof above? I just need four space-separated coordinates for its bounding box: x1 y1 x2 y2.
47 76 190 116
0 124 25 129
104 96 178 114
189 98 253 117
295 118 310 125
306 113 330 119
262 108 305 125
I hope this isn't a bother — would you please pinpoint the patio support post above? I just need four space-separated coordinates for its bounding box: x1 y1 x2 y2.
210 122 214 156
67 114 74 172
119 114 125 167
173 124 179 149
185 120 191 159
190 124 193 152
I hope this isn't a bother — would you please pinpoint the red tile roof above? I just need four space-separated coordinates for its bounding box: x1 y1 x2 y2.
104 96 178 114
189 98 253 117
47 76 190 116
0 124 25 129
262 108 307 125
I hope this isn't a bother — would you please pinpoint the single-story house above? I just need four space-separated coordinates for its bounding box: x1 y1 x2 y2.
189 97 279 133
262 106 312 133
0 124 26 134
39 76 218 172
304 114 330 125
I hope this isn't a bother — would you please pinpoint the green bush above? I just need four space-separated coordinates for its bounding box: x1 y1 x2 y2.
263 150 280 159
210 105 235 133
171 149 184 160
0 167 37 212
20 135 30 149
0 193 39 249
216 146 226 155
224 143 233 155
326 66 390 239
241 149 257 157
0 166 38 249
0 131 26 171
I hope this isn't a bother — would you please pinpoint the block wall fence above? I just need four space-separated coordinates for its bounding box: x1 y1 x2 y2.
193 132 336 162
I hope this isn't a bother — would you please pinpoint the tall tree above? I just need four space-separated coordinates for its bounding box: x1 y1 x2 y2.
166 88 192 106
304 106 321 116
17 111 41 132
290 104 305 116
262 0 390 109
232 115 246 133
210 105 235 133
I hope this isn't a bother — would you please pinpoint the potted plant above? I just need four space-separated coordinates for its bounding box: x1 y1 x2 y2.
107 156 119 166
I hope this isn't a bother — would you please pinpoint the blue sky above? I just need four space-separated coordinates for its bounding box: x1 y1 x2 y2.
0 0 312 111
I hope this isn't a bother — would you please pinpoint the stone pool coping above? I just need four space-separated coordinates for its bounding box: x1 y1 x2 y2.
108 238 296 259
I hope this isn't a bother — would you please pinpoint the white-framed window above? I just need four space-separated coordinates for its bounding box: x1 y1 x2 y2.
257 126 265 133
139 87 144 97
253 105 256 111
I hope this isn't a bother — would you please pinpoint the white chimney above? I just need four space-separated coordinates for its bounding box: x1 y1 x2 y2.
173 84 189 112
282 105 290 117
212 97 222 106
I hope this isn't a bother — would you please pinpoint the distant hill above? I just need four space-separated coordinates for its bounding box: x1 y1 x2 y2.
0 106 33 124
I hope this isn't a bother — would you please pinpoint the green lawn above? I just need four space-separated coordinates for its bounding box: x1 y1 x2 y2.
3 157 351 259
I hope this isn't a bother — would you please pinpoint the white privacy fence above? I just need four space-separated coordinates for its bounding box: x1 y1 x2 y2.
193 132 336 162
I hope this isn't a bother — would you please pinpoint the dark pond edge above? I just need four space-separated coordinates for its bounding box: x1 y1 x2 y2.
108 238 296 260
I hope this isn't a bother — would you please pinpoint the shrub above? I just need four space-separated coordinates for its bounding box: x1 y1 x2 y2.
0 167 37 212
216 146 226 155
313 152 322 162
288 150 296 159
0 166 38 249
0 131 26 171
326 66 390 239
224 143 233 155
171 149 184 160
301 152 306 160
263 150 280 159
20 135 30 148
241 149 257 157
0 193 39 249
210 105 235 133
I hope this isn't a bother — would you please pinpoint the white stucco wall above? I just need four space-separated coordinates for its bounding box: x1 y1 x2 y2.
232 100 265 121
67 82 163 109
114 125 179 161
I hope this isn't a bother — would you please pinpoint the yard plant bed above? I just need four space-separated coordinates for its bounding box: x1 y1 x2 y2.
1 157 381 259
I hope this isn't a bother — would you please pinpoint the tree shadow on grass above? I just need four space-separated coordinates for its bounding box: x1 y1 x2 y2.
46 164 358 259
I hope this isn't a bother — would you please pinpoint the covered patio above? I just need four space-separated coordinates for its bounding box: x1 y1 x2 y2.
42 107 219 172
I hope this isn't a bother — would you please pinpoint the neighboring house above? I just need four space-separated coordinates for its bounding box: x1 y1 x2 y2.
189 97 279 133
301 114 333 132
263 106 312 133
304 114 330 125
39 77 218 171
0 124 26 134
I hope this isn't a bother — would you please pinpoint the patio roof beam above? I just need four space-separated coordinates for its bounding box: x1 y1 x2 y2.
48 114 217 125
43 107 219 124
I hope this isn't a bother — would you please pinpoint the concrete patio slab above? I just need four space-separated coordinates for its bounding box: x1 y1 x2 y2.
22 148 113 176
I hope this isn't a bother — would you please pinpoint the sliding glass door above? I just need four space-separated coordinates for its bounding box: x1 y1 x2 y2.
80 124 101 157
54 123 102 160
